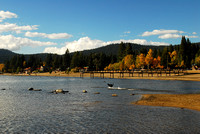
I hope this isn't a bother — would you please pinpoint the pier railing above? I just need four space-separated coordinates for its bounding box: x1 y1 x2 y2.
80 69 187 78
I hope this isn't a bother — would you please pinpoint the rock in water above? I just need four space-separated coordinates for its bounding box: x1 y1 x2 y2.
28 88 34 91
28 88 42 91
112 94 118 97
55 89 63 93
82 90 87 93
51 89 69 94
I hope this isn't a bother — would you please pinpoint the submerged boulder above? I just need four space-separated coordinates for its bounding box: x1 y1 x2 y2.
51 89 69 94
28 88 42 91
112 94 118 97
130 93 135 96
82 90 87 93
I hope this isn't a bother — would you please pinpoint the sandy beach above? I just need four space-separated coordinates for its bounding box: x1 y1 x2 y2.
132 94 200 111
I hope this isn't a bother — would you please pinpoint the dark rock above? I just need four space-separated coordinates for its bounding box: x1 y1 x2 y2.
28 88 34 91
28 88 42 91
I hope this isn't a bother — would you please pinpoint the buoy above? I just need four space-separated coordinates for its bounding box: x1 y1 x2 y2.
112 94 118 97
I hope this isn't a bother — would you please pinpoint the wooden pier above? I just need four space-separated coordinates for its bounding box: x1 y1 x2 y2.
80 69 186 79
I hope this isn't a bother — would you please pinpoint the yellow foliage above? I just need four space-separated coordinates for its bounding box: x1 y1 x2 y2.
195 56 200 66
169 50 177 65
145 49 153 67
124 55 134 70
0 64 5 71
135 53 145 69
129 64 135 70
23 61 26 67
119 61 125 71
179 60 185 67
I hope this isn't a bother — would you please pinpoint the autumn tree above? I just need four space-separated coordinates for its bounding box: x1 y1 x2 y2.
195 56 200 66
135 53 145 69
168 50 178 68
124 55 134 70
0 64 4 72
145 49 153 69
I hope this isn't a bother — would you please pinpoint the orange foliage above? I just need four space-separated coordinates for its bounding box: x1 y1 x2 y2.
0 64 5 72
124 55 134 70
169 50 177 65
195 56 200 66
145 49 153 69
135 53 145 69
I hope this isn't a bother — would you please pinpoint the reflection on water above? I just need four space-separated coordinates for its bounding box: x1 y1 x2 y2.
0 75 200 133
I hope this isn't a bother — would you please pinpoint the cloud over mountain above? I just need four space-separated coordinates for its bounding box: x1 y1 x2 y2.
43 37 169 54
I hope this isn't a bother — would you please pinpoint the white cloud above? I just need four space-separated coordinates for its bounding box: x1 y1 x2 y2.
159 34 198 39
159 34 181 39
186 35 199 38
25 31 73 39
0 23 38 33
43 37 169 54
124 31 131 34
142 29 184 36
192 32 197 35
0 10 17 22
0 35 56 51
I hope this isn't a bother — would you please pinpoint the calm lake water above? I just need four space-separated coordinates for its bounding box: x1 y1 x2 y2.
0 75 200 133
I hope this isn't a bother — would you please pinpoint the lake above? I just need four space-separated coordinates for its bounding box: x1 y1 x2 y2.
0 75 200 133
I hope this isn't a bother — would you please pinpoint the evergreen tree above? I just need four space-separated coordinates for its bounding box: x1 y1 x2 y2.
125 43 133 55
179 36 187 65
161 47 170 68
70 52 81 68
45 54 53 69
118 42 126 61
63 49 71 69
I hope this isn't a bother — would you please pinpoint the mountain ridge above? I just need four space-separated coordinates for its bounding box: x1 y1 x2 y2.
0 42 200 63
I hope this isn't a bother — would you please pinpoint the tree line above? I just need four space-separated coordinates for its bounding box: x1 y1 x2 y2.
1 36 200 73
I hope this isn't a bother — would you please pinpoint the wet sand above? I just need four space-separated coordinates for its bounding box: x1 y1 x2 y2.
132 94 200 111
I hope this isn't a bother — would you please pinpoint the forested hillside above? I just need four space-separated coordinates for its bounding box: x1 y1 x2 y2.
0 37 200 73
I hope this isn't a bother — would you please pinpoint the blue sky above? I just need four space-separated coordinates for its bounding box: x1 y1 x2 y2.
0 0 199 54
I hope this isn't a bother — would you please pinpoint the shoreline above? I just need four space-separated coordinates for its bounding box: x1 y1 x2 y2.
1 70 200 82
132 94 200 112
